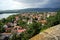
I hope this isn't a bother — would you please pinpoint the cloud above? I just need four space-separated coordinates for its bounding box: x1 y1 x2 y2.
0 0 60 10
15 0 49 8
15 0 45 3
0 0 49 10
0 0 30 10
12 0 60 8
44 0 60 8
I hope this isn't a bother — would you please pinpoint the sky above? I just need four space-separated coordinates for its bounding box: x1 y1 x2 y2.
0 0 60 10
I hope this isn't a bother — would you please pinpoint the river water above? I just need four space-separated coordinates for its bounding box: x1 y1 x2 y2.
0 13 18 19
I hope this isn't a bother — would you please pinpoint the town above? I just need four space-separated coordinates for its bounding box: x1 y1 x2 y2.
0 12 59 40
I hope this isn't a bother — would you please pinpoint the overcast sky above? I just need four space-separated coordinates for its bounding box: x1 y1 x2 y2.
0 0 60 10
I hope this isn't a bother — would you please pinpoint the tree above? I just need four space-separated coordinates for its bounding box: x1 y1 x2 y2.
9 33 17 40
6 15 15 22
56 11 60 23
0 20 5 33
27 22 41 38
17 20 27 28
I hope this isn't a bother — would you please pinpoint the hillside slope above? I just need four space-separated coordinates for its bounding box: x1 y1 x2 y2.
30 24 60 40
0 8 60 13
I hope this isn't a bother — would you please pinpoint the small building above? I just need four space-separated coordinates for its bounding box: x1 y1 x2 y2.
12 26 26 34
22 19 27 22
3 24 8 29
13 21 17 26
39 20 47 26
47 14 50 18
3 23 12 33
15 16 19 21
27 18 33 24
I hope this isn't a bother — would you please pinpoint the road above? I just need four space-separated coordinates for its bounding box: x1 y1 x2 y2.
0 33 11 40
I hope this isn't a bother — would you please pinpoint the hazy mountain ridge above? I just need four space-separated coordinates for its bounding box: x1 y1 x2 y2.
0 8 60 13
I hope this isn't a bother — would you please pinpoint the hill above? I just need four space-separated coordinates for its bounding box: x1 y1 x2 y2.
0 8 60 13
30 24 60 40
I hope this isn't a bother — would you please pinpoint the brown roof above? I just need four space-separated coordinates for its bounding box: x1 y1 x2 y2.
39 20 47 24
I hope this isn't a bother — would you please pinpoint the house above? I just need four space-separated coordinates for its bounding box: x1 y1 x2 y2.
3 24 8 29
12 26 26 34
22 19 27 22
3 22 13 33
15 16 19 21
47 13 50 18
39 20 47 26
27 18 33 24
27 20 32 24
13 21 17 26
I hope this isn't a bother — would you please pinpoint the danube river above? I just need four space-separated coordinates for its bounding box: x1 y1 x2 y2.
0 13 18 19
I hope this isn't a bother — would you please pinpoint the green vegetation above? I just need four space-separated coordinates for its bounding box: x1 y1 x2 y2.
40 11 60 32
0 11 60 40
9 22 41 40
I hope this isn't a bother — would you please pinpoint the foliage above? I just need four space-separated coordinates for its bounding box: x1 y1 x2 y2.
17 20 27 28
0 20 5 33
0 11 60 40
9 33 18 40
19 22 42 40
6 15 15 22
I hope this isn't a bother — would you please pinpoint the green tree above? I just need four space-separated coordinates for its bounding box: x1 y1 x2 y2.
56 11 60 23
6 15 15 22
17 20 27 28
0 20 5 33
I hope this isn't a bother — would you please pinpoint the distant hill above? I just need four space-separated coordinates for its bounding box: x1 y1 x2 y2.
0 8 60 13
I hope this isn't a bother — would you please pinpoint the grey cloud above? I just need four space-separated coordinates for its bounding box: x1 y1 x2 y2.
15 0 60 8
15 0 44 3
15 0 49 8
44 0 60 8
